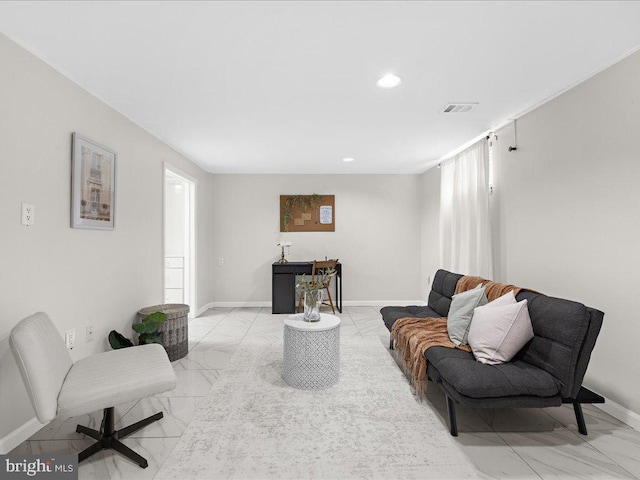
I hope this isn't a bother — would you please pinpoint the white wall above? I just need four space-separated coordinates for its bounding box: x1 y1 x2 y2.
491 50 640 416
419 167 441 298
0 34 215 448
210 174 423 305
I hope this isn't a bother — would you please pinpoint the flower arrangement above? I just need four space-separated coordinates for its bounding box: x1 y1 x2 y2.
296 269 336 294
296 269 336 321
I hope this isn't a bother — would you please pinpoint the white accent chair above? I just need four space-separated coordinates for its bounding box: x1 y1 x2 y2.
10 312 177 468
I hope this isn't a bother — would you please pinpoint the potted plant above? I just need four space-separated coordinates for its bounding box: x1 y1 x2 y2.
296 269 336 322
108 311 167 349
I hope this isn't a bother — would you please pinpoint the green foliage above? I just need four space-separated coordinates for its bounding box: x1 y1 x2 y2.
131 322 159 334
139 332 163 345
132 311 167 334
296 268 336 294
108 330 134 349
282 194 323 231
145 311 167 324
108 311 167 349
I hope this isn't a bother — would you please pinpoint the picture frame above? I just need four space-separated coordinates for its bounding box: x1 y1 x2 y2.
71 133 117 230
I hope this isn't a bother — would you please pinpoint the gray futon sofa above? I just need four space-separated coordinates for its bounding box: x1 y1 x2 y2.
381 269 604 436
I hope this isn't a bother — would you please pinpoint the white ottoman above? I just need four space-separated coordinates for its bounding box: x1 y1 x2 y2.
283 313 341 390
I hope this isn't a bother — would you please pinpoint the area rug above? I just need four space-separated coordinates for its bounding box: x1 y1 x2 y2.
155 335 479 479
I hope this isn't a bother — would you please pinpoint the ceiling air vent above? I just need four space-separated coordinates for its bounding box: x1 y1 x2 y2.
442 103 478 113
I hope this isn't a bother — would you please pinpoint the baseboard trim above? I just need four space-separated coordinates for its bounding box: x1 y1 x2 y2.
208 301 271 308
199 300 426 313
341 300 426 307
195 302 214 317
0 417 43 454
595 396 640 432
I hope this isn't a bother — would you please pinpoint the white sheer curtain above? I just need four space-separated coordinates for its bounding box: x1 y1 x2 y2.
439 138 493 278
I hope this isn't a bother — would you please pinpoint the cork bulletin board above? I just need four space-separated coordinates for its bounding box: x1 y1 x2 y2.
280 194 335 232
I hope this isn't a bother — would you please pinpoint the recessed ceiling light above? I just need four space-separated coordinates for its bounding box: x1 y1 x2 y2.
342 157 355 162
376 73 402 89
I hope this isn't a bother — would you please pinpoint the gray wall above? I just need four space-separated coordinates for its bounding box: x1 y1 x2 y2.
490 50 640 415
209 174 424 305
0 34 215 446
419 167 441 299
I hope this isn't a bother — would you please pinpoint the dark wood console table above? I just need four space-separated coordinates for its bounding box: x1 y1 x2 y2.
272 262 342 314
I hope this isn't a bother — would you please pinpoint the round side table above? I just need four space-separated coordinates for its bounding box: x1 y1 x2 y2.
282 313 341 390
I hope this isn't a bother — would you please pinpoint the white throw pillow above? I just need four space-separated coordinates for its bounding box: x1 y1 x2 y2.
468 298 534 365
485 290 517 308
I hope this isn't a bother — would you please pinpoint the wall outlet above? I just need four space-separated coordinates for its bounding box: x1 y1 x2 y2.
218 257 224 266
86 325 94 342
21 203 35 226
65 328 76 350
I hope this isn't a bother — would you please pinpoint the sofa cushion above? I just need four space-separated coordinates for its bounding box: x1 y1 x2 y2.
425 346 560 398
447 284 487 346
468 299 534 365
380 305 440 331
381 269 463 331
438 377 562 408
514 291 591 398
428 269 464 317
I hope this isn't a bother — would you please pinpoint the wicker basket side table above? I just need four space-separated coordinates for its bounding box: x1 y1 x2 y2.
137 303 189 361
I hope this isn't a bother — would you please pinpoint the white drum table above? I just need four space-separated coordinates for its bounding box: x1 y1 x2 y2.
283 313 341 390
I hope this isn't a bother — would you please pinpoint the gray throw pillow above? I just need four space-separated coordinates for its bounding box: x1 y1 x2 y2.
447 284 488 345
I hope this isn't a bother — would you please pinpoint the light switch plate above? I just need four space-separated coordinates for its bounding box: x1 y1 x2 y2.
86 325 94 342
65 329 76 349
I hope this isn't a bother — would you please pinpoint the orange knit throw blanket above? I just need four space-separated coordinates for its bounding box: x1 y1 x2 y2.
454 275 523 301
391 275 525 398
391 317 469 398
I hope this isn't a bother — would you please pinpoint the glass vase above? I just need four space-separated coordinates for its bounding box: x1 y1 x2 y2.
303 290 323 322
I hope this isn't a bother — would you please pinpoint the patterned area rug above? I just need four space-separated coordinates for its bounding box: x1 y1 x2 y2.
156 335 479 479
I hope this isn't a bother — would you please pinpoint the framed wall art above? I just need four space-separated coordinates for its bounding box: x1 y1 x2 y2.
71 133 117 230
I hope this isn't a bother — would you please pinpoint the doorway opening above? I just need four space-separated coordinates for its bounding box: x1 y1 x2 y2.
164 165 196 318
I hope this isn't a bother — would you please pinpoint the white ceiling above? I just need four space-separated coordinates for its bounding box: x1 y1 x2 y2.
2 1 640 174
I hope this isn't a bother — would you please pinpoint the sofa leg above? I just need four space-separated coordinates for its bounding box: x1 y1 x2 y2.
561 386 604 436
573 402 588 435
446 395 458 437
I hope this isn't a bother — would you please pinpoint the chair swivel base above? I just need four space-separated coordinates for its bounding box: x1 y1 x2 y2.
76 406 163 468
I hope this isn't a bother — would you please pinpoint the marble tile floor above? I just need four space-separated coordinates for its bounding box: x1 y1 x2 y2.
11 306 640 479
